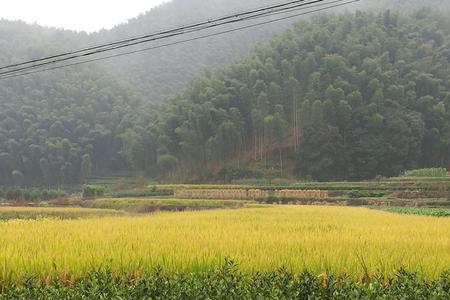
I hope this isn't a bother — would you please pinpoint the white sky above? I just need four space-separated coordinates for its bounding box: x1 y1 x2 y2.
0 0 169 32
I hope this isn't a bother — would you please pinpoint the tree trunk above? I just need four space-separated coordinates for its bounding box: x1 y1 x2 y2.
260 131 263 162
293 95 297 152
279 148 283 177
254 134 257 161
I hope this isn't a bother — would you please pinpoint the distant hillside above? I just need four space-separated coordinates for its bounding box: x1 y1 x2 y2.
0 21 147 186
93 0 298 102
151 9 450 181
94 0 450 102
1 0 447 104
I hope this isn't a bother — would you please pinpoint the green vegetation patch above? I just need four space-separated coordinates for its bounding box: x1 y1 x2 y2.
152 181 449 192
91 198 253 213
110 188 174 198
82 185 105 199
0 188 66 202
0 207 125 221
401 168 449 178
2 264 450 299
370 206 450 217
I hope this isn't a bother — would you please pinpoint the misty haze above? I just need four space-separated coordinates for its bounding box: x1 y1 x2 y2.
0 0 450 298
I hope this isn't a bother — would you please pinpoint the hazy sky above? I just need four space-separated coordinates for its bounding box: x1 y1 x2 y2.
0 0 168 32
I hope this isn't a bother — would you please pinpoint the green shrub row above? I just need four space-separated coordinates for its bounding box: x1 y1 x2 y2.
425 200 450 207
260 182 437 191
256 197 329 205
82 185 105 199
110 189 174 198
401 168 449 178
348 190 386 199
370 206 450 217
0 208 126 221
2 263 450 299
91 198 248 213
217 166 264 183
0 188 66 202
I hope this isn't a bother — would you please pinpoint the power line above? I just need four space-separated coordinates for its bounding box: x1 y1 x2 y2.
1 0 323 72
0 0 357 80
0 0 329 77
0 0 322 73
0 0 359 80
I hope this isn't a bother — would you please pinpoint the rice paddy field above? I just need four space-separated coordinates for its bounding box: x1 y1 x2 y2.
1 205 450 288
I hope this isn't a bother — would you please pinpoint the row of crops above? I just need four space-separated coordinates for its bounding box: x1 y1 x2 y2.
371 206 450 217
91 198 254 213
401 168 449 178
3 202 450 222
149 180 450 191
3 265 450 299
0 198 256 220
2 172 449 205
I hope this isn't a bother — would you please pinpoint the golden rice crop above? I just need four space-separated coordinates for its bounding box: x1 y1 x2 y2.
1 206 450 284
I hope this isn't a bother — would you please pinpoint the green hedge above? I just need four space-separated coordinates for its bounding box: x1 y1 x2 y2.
401 168 449 178
348 190 385 198
370 206 450 217
2 263 450 299
82 185 105 199
110 189 173 198
217 166 264 183
0 187 66 202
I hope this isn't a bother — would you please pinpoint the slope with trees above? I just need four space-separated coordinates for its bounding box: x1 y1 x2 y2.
1 2 450 186
152 9 450 181
95 0 450 102
0 21 153 186
93 0 298 102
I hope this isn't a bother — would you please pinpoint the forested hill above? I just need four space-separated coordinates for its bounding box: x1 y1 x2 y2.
0 22 149 186
93 0 298 102
0 2 450 186
93 0 450 102
0 0 297 187
152 9 450 181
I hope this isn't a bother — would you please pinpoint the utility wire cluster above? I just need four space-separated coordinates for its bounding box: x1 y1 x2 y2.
0 0 359 80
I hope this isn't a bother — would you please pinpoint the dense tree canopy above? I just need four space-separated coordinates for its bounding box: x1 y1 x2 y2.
0 1 450 185
94 0 300 102
0 65 152 185
0 22 155 186
152 9 450 180
97 0 450 102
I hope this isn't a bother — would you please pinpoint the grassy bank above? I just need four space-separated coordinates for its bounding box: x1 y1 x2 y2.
91 198 253 213
0 207 125 220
